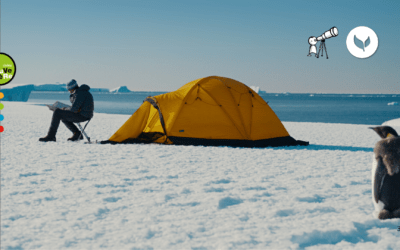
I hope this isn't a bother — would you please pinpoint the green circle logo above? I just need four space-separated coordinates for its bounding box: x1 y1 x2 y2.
0 53 16 85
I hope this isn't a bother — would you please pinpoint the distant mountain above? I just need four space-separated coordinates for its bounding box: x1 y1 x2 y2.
110 86 131 93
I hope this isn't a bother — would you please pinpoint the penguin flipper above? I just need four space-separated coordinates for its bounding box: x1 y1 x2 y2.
378 209 391 220
374 157 387 204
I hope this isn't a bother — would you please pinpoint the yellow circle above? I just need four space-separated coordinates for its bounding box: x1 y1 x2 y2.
0 92 4 99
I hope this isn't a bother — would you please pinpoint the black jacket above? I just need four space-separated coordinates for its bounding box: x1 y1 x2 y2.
68 84 94 119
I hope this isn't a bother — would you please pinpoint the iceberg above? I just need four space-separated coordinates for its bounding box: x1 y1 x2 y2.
387 102 399 105
1 85 36 101
33 84 67 91
249 86 260 94
90 88 109 92
110 86 131 93
1 83 68 101
0 83 136 101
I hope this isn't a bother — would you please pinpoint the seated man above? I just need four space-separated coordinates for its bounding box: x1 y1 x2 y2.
39 79 94 142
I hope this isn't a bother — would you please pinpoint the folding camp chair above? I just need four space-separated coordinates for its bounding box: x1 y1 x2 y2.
76 119 91 143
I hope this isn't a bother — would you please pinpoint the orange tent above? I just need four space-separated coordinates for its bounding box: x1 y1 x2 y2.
105 76 308 147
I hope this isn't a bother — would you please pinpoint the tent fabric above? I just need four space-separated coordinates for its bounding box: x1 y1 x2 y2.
104 76 308 147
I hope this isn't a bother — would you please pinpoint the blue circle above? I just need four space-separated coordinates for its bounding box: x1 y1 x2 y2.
0 114 3 121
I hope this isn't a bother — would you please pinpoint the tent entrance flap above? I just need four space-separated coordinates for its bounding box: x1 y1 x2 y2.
144 97 168 136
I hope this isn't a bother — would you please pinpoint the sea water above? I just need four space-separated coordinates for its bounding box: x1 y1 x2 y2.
28 92 399 125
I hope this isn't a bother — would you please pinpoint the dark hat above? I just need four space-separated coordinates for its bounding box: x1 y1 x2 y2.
67 79 78 90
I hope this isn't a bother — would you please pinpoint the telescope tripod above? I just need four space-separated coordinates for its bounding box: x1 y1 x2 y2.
316 40 329 59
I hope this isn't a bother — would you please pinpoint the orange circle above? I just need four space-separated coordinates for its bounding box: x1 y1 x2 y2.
0 92 3 99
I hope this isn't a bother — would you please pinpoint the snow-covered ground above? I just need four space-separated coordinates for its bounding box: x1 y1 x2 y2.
1 102 400 250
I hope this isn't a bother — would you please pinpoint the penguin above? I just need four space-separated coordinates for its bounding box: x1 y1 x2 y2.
370 126 400 220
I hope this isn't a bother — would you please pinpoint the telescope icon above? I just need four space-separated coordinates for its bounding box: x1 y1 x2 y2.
308 27 338 59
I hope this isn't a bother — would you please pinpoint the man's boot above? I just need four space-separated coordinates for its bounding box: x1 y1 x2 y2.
39 135 56 142
39 123 58 142
68 131 83 141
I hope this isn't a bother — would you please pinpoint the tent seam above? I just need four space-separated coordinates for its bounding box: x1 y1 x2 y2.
199 84 248 140
249 91 254 140
224 81 250 140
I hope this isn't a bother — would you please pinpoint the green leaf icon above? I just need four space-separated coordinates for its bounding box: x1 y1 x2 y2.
354 35 371 52
354 35 364 51
365 36 370 48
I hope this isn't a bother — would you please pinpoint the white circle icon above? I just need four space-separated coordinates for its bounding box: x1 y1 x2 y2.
346 26 378 58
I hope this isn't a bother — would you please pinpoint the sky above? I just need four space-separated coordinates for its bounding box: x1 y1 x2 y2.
1 0 399 93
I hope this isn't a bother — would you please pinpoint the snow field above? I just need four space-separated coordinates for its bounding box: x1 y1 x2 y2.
1 102 399 249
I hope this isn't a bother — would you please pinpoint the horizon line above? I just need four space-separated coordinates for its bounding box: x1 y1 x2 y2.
1 83 399 95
